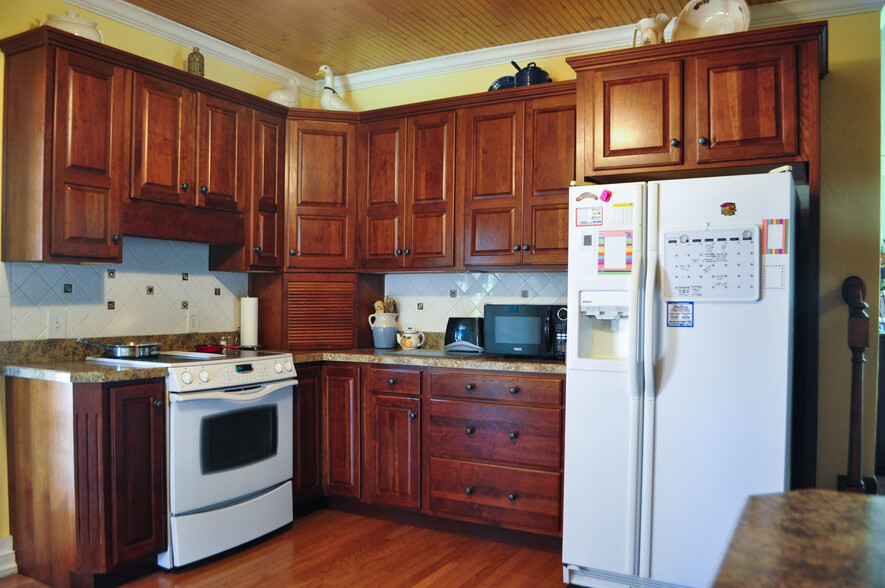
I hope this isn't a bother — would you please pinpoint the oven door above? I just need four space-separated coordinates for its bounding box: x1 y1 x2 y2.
168 379 294 515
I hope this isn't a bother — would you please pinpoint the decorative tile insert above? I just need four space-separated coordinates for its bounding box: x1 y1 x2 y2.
0 237 248 341
384 272 567 332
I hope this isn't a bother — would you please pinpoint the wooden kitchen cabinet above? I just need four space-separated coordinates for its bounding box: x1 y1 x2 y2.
359 111 455 270
569 22 825 178
1 45 127 262
458 93 574 267
293 364 322 505
322 364 362 498
6 376 166 587
426 370 564 535
363 367 422 509
286 117 358 269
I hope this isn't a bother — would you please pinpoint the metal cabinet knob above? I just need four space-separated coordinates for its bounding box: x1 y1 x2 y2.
111 234 121 244
509 386 518 394
522 244 529 251
698 136 710 146
508 431 518 440
512 245 520 251
180 183 190 192
404 249 411 255
670 138 680 147
465 383 475 391
199 185 209 194
253 246 261 253
289 249 297 256
409 411 417 419
388 378 396 385
465 486 474 495
465 426 475 435
153 400 163 408
507 492 518 501
395 249 403 256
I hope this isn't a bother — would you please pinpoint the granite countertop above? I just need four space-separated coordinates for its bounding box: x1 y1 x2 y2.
3 346 565 384
714 489 885 587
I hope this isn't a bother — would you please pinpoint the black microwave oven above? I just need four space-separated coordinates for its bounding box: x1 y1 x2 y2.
483 304 567 360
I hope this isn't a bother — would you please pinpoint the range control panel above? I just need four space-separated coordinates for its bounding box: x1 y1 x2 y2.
167 354 295 392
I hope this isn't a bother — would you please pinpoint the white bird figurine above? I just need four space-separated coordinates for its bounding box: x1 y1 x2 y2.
316 65 355 112
266 77 301 108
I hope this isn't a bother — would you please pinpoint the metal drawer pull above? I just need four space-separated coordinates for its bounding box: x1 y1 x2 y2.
409 411 417 419
465 383 475 391
153 400 163 408
509 386 518 394
388 378 396 385
465 426 475 435
465 486 474 495
507 492 518 501
508 431 518 440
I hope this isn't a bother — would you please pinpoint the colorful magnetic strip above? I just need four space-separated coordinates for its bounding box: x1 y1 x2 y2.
763 219 789 254
597 230 633 274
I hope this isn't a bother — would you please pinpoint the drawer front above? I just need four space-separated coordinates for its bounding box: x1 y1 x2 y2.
366 367 421 395
430 399 561 469
429 457 561 535
429 371 562 405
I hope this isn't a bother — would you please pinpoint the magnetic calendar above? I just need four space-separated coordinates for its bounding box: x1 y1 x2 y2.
661 226 760 301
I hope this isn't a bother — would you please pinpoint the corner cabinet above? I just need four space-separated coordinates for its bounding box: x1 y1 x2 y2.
6 377 166 587
458 93 575 267
569 22 826 178
1 45 128 262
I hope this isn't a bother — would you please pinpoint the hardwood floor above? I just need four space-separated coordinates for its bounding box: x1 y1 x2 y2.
0 509 563 587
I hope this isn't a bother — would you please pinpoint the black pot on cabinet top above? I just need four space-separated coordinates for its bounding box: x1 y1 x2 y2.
511 61 551 86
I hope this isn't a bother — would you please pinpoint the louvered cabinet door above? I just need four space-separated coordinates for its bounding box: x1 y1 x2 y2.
285 273 359 350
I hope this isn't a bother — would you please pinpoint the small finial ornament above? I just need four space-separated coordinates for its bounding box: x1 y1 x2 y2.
187 47 204 77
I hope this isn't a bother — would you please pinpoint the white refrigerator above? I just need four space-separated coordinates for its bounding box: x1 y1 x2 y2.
562 172 795 588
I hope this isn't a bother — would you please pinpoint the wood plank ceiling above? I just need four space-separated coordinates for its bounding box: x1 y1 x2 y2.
124 0 781 77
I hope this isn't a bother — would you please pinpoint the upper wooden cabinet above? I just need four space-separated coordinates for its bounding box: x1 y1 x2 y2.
458 93 575 267
359 112 455 270
2 46 128 262
286 118 358 270
568 22 826 178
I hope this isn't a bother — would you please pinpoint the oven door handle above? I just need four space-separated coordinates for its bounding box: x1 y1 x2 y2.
168 379 296 403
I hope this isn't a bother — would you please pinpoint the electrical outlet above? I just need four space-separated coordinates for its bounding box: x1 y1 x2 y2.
521 290 529 298
187 310 199 333
48 310 66 339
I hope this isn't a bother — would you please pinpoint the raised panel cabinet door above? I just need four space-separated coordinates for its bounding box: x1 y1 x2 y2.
365 393 421 509
51 50 127 260
359 119 406 269
108 382 166 566
523 93 575 265
131 73 195 206
293 365 322 504
694 45 798 163
250 111 285 268
196 93 251 212
322 364 361 498
286 119 357 269
459 102 524 266
406 111 455 269
590 60 683 170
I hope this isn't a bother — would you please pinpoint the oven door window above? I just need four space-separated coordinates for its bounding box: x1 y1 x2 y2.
200 405 278 474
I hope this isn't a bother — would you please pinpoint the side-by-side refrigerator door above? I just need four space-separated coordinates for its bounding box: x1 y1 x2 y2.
562 182 646 578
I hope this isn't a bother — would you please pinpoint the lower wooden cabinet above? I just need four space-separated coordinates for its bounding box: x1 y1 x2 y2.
322 364 361 498
6 377 166 587
293 364 322 505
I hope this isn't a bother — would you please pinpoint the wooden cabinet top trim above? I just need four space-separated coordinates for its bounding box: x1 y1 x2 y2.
567 21 827 75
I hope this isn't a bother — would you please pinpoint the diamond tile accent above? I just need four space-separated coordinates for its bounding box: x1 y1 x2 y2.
0 237 248 341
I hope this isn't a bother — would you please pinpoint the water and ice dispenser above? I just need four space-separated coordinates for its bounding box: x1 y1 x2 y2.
574 290 631 360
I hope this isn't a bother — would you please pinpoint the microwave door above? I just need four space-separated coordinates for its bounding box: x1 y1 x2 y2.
543 306 553 357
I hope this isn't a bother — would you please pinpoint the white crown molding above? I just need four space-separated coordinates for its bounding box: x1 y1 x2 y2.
68 0 882 97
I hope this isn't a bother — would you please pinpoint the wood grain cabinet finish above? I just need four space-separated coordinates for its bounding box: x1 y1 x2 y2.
322 364 361 498
1 46 127 262
293 364 322 505
458 94 574 267
569 23 825 178
286 118 357 269
359 112 455 270
6 377 166 588
426 370 564 535
363 367 422 509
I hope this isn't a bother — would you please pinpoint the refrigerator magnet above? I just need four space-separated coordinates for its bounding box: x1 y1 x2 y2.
598 230 633 274
576 206 603 227
667 302 694 327
762 219 789 254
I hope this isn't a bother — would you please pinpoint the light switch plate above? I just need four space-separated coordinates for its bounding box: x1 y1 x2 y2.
48 310 66 339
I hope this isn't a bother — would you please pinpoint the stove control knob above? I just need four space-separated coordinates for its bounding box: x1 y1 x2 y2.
199 370 210 383
274 362 283 374
284 361 293 372
180 371 194 385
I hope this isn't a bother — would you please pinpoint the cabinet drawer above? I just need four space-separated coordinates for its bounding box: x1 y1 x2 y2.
429 372 562 405
429 457 561 535
366 367 421 395
430 400 561 469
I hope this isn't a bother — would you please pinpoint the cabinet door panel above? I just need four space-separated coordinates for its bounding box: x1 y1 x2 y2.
460 103 523 266
323 365 361 498
251 112 285 268
51 50 125 260
365 394 420 509
131 74 194 206
591 60 683 170
360 120 405 269
293 366 321 503
695 46 797 162
196 94 250 212
108 382 166 566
